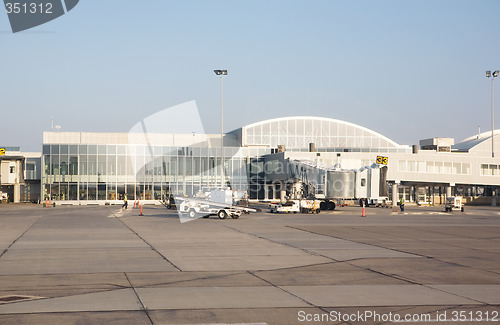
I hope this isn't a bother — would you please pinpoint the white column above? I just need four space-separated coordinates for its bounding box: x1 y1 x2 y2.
280 181 286 203
392 183 398 207
14 184 21 203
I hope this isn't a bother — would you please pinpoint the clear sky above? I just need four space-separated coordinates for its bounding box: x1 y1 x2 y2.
1 0 500 152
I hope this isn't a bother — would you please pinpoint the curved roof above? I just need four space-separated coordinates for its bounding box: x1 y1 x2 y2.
240 116 400 149
453 129 500 151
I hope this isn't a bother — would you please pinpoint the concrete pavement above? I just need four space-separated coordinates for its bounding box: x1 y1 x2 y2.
0 204 499 324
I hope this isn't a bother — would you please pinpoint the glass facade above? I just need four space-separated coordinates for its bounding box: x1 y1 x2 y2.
42 117 411 202
42 144 270 202
243 117 405 151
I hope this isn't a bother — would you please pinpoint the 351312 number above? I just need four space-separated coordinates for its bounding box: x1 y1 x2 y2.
5 2 53 14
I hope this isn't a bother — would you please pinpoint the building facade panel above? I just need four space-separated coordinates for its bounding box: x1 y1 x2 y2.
40 117 500 205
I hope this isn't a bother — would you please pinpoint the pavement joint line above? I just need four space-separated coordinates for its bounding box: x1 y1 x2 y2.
0 214 43 259
137 271 250 289
246 271 333 318
246 254 427 325
224 224 363 275
222 224 340 264
286 226 500 305
284 225 422 262
396 225 500 242
286 225 500 277
110 209 182 272
124 272 153 325
280 227 442 288
420 287 489 306
223 223 410 274
1 206 498 321
351 226 500 275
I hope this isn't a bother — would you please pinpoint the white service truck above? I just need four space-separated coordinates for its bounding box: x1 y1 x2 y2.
177 189 256 219
269 199 321 214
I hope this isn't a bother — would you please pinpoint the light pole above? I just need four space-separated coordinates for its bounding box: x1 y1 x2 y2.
214 69 227 189
486 70 499 158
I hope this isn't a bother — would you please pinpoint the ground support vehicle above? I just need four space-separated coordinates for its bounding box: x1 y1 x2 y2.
269 201 300 213
269 199 321 214
298 199 321 213
177 197 256 219
160 195 177 210
445 196 464 212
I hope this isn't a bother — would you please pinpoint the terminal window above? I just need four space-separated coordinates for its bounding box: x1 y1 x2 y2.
481 164 500 176
400 160 469 175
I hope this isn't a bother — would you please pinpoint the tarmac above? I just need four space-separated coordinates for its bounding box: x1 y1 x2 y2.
0 203 499 324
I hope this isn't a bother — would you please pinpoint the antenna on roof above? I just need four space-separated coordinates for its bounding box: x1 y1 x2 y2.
477 126 481 139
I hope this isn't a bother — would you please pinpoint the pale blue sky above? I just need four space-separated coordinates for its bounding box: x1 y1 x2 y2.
1 0 499 151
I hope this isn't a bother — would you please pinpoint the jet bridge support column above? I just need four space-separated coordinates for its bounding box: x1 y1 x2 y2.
280 181 286 203
392 183 398 207
14 184 21 203
446 186 452 198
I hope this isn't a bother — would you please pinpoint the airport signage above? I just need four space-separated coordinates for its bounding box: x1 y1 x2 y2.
376 156 388 165
0 148 5 155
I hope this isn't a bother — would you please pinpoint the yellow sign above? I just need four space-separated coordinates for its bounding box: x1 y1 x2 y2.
0 148 5 155
376 156 388 165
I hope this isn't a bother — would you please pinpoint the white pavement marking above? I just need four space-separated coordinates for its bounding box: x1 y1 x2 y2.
0 289 142 314
108 209 124 218
136 287 309 310
281 285 479 307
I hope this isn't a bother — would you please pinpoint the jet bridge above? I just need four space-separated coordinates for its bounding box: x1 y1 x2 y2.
254 153 388 208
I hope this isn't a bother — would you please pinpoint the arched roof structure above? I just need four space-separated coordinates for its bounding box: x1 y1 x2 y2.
239 116 401 149
453 129 500 156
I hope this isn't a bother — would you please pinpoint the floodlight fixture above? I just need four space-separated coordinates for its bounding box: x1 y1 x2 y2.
214 70 227 76
494 70 499 78
486 70 492 78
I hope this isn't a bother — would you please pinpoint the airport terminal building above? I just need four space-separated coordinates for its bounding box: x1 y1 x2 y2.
0 147 41 203
39 116 500 205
